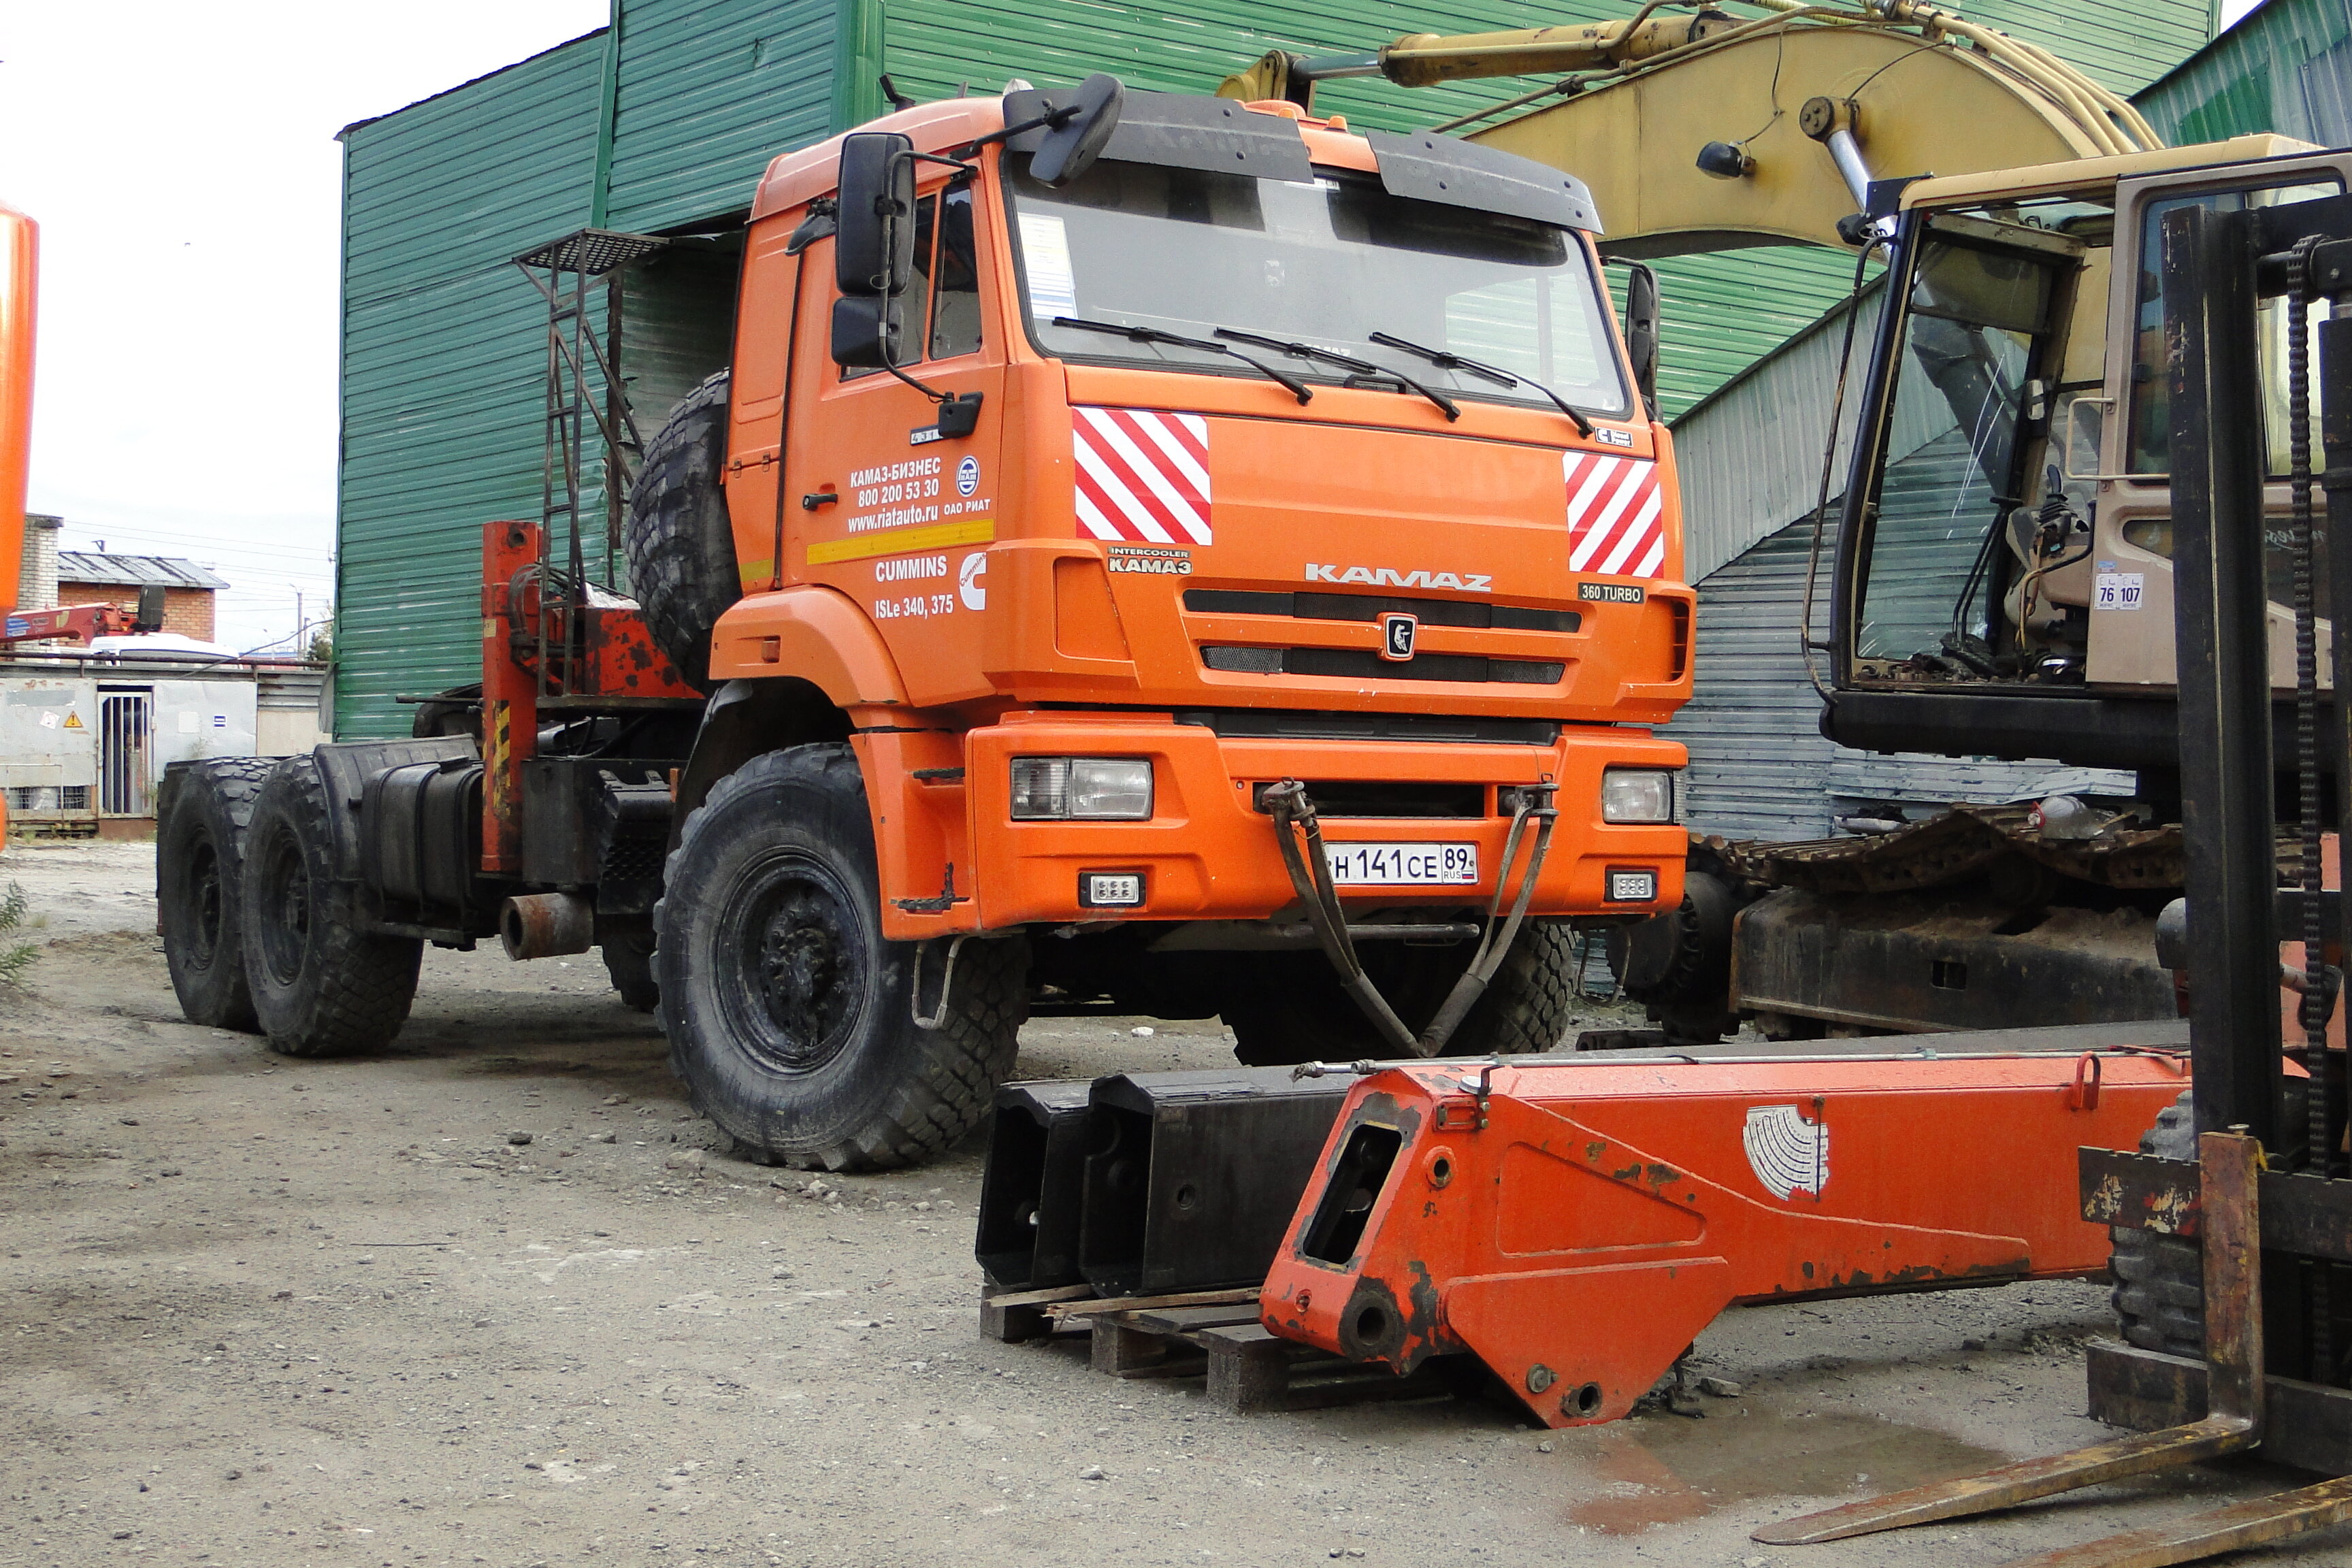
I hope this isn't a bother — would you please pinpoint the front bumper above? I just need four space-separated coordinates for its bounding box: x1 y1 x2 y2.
954 712 1684 930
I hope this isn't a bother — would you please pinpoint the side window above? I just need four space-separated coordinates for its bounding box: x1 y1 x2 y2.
2124 179 2339 473
930 184 983 359
841 194 940 380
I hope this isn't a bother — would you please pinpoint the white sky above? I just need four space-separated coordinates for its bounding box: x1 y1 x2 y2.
0 1 604 655
0 0 2277 653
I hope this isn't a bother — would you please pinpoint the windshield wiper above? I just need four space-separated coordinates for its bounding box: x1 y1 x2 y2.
1052 316 1313 405
1212 328 1460 422
1367 331 1596 436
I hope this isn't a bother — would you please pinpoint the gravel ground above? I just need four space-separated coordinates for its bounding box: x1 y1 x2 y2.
1 836 2345 1568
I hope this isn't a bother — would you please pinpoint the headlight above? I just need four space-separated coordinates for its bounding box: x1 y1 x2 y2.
1010 757 1154 820
1600 768 1676 823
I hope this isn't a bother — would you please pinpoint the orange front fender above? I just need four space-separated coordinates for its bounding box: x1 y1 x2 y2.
708 585 909 707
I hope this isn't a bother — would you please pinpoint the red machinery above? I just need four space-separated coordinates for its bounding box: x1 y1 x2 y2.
1260 1047 2196 1428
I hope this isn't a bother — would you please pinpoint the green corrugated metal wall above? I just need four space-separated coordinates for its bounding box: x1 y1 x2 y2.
603 0 842 231
336 0 2216 737
338 37 606 736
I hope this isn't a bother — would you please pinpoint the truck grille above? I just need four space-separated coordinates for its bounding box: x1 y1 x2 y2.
1185 588 1580 634
1201 646 1565 685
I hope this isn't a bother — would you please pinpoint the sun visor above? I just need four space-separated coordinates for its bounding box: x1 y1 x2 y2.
1362 129 1602 234
1004 90 1313 182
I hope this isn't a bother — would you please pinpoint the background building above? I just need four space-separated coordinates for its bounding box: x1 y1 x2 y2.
330 0 2219 744
54 550 229 643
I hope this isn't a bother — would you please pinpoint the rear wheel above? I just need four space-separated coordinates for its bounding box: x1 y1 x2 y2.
157 757 278 1030
603 930 659 1011
239 757 423 1057
655 744 1028 1169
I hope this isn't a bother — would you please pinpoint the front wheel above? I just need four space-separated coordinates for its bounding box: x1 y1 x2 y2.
238 757 422 1056
654 744 1027 1170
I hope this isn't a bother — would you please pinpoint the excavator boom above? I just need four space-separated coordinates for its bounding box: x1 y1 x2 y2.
1222 0 2160 255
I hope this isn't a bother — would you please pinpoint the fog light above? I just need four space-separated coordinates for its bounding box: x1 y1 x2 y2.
1600 768 1675 823
1010 757 1154 820
1081 871 1145 908
1606 868 1659 902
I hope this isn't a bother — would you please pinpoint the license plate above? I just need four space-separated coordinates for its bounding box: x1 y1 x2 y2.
1323 842 1479 886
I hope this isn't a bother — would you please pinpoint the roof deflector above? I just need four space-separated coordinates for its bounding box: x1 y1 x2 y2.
1363 129 1602 233
1003 89 1313 183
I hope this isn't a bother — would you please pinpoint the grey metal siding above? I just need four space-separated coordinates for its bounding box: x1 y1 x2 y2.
1668 520 2132 842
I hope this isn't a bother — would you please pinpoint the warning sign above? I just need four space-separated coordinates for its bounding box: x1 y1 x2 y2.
61 711 83 730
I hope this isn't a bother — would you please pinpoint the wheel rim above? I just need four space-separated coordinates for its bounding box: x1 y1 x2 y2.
253 821 311 986
186 839 223 967
715 850 872 1075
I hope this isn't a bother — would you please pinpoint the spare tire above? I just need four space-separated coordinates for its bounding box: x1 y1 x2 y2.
625 370 738 691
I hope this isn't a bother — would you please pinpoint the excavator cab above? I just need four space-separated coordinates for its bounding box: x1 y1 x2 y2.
1827 141 2352 772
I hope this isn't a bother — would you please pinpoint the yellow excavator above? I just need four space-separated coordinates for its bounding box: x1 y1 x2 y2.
1224 2 2338 1047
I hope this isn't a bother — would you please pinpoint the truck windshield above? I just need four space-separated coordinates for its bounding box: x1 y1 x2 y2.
1003 155 1629 419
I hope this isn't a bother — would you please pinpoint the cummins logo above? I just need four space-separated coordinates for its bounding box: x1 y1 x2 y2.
1305 564 1492 592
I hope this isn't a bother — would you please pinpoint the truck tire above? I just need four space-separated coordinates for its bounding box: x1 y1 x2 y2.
1225 920 1578 1065
604 930 659 1011
2110 1092 2204 1358
655 744 1028 1169
238 756 423 1057
157 756 278 1030
625 370 737 691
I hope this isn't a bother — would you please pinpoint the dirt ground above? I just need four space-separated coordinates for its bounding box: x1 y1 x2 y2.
1 838 2345 1568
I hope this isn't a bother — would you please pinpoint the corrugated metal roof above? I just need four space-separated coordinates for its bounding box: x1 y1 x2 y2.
54 553 231 591
2138 0 2352 146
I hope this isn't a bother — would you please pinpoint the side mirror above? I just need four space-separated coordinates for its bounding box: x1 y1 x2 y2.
1028 73 1123 187
834 131 916 299
1620 261 1661 416
133 585 167 633
830 295 904 369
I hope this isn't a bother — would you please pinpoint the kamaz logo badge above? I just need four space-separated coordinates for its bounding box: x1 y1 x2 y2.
1379 612 1416 662
1305 565 1492 592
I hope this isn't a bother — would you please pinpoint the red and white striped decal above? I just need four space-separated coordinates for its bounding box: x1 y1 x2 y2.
1564 452 1665 579
1073 407 1211 546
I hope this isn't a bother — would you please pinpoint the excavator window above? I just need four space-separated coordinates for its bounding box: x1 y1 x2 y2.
1002 154 1627 417
1852 223 2076 674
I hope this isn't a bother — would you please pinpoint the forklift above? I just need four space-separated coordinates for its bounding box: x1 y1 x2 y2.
1747 184 2352 1567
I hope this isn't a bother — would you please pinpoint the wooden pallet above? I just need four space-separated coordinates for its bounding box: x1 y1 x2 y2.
979 1285 1457 1414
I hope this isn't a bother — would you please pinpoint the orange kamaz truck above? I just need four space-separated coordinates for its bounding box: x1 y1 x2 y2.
157 83 1693 1169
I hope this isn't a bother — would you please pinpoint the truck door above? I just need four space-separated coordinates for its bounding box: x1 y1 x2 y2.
787 172 1008 708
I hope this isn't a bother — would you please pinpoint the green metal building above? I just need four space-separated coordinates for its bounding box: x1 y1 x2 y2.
334 0 2218 738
